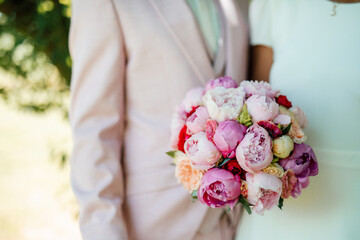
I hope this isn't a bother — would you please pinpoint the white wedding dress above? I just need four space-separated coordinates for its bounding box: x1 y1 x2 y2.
236 0 360 239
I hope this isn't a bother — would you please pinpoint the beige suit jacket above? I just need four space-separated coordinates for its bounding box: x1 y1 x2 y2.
69 0 248 239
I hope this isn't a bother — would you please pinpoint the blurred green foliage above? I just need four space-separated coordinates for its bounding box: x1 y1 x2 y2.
0 0 71 115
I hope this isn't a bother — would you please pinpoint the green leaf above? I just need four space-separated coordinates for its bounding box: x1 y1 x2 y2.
191 190 198 199
237 104 253 127
217 158 231 168
166 151 177 158
238 196 253 215
272 156 280 163
278 197 284 210
281 123 292 135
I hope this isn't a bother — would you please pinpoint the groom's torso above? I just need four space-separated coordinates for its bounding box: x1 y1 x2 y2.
112 0 248 239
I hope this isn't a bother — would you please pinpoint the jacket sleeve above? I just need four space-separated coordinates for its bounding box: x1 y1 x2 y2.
69 0 128 239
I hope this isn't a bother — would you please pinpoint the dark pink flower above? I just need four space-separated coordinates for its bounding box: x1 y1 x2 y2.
198 168 241 209
257 120 282 138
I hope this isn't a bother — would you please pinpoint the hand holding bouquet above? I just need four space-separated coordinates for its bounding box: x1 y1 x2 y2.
167 77 319 215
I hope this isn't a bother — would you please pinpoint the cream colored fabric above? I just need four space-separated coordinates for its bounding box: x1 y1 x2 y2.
236 1 360 240
69 0 248 239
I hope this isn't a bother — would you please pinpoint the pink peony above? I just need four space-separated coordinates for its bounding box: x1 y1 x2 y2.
236 124 273 173
291 106 308 129
198 168 242 209
182 87 204 113
186 107 210 134
246 95 279 123
213 121 247 158
202 87 245 122
204 76 239 92
240 80 279 98
184 132 221 170
246 172 282 215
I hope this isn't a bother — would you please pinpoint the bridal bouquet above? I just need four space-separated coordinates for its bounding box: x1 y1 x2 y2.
167 77 319 215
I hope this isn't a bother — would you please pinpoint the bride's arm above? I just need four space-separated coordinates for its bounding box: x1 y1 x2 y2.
251 45 273 82
69 0 128 239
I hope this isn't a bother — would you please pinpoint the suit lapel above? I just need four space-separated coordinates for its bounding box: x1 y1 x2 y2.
147 0 249 84
147 0 215 86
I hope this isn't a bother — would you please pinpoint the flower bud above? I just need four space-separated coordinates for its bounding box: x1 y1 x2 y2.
273 135 294 158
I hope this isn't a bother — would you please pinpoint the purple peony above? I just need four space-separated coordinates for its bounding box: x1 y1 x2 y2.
197 168 242 209
279 143 319 197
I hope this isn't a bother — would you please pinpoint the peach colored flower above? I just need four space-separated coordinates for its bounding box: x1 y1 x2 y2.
241 180 248 198
175 156 204 192
262 163 284 178
279 106 307 144
281 170 297 199
288 122 307 144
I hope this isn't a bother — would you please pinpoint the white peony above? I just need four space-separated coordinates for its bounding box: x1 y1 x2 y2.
202 87 245 122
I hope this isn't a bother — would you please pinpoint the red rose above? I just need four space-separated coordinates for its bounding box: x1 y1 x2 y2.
258 121 282 138
276 95 292 108
177 125 191 152
222 159 242 175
